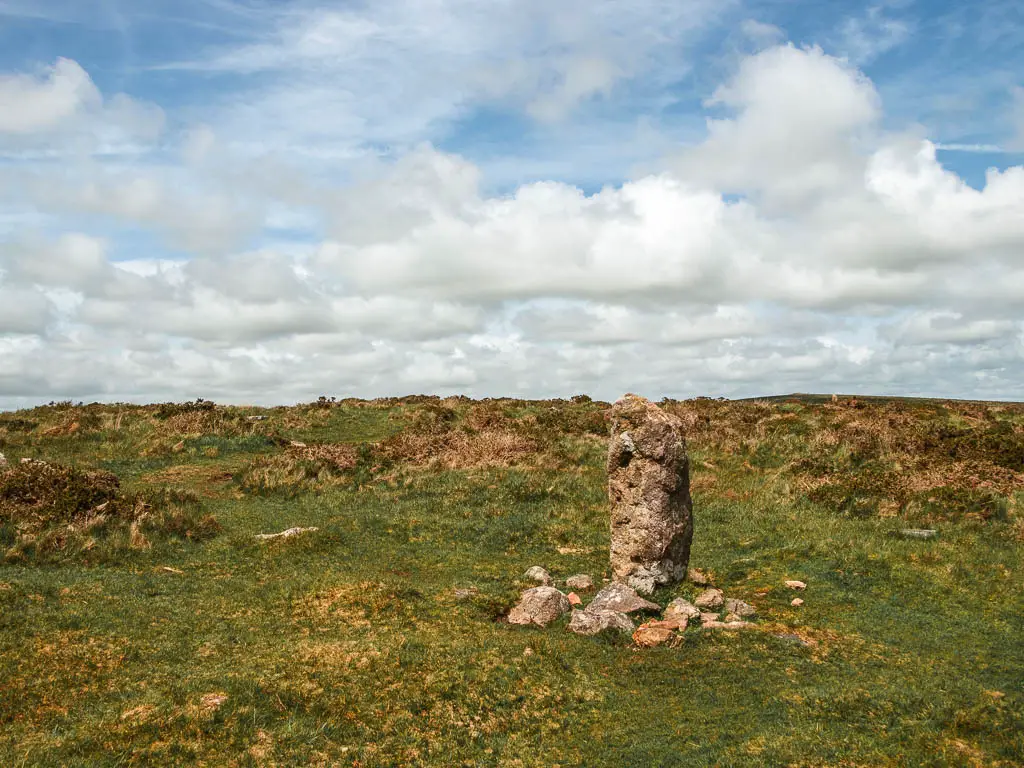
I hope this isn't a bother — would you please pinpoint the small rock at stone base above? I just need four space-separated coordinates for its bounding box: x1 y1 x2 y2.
703 620 754 630
724 612 742 622
688 568 712 586
587 582 660 614
565 574 594 591
785 580 807 590
724 598 756 617
567 592 582 607
567 608 634 636
633 626 676 648
791 598 804 607
523 566 553 585
699 612 720 624
664 598 701 623
508 586 570 627
644 617 688 631
694 588 724 610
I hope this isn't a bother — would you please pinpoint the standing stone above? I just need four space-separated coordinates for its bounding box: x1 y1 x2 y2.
607 394 693 594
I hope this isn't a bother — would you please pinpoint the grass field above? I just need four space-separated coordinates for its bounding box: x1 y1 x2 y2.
1 395 1022 767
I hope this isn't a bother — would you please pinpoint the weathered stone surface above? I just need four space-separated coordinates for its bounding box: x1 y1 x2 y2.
664 598 701 623
567 592 582 607
785 580 807 590
694 588 724 610
587 582 660 614
633 625 676 647
524 566 553 585
568 608 634 636
508 587 571 627
565 574 594 591
607 394 693 594
724 598 756 617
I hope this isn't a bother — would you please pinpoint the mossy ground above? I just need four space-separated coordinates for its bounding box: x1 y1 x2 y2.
1 395 1022 766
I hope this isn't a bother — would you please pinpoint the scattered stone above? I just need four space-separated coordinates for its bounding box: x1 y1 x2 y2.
524 566 553 585
633 625 676 647
664 598 701 623
567 592 582 607
172 441 185 453
688 568 712 586
694 588 724 610
200 692 228 712
645 616 688 631
901 528 938 540
255 527 319 541
724 598 756 617
724 612 742 623
290 441 307 448
0 452 6 468
159 566 184 575
699 612 720 624
565 574 594 591
453 587 478 600
567 608 634 636
607 394 693 594
791 598 804 607
587 582 660 614
246 415 268 422
703 620 754 630
523 647 534 657
508 586 571 627
785 580 807 590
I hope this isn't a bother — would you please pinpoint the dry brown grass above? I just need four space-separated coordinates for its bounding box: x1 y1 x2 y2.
0 460 218 562
376 427 539 471
237 442 360 495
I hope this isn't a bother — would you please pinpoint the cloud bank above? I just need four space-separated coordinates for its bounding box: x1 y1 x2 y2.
0 12 1022 406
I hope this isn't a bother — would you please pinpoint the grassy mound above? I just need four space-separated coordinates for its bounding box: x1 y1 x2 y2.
0 460 219 563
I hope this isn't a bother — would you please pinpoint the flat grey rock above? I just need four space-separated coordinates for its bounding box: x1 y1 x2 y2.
567 608 634 636
587 582 660 614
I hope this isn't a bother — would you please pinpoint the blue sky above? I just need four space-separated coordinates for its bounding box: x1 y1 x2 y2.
0 0 1022 405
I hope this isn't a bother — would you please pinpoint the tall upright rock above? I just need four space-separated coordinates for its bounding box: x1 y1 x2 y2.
607 394 693 594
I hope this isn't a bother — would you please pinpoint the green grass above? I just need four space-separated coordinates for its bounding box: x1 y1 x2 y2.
1 397 1022 766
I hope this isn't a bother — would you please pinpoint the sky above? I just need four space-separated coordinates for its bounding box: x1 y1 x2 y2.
0 0 1022 407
